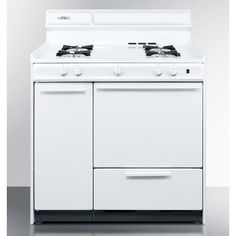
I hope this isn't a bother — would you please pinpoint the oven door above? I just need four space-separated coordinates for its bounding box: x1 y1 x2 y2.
94 82 202 167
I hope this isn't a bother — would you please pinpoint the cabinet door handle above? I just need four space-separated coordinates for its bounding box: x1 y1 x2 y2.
40 89 86 94
126 171 171 178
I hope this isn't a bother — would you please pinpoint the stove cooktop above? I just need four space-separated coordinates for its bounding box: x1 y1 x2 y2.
55 43 181 58
31 43 205 63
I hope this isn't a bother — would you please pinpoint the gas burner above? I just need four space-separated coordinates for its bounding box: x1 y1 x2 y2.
62 44 94 51
144 45 181 57
56 50 91 57
56 44 93 57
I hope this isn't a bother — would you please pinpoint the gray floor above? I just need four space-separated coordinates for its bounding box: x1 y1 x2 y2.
7 187 228 236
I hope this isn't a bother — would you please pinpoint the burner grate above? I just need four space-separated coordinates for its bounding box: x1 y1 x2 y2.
56 45 93 57
144 45 181 57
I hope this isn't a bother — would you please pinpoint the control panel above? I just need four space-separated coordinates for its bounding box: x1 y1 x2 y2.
33 63 204 82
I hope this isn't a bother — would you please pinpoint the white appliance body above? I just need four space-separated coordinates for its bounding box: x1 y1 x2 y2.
31 10 206 224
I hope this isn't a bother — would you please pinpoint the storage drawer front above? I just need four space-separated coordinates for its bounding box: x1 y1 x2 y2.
94 169 202 210
94 83 202 167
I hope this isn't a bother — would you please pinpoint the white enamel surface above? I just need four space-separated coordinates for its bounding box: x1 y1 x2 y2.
45 10 191 45
94 169 202 210
93 10 190 26
31 44 205 63
46 11 92 26
94 82 202 167
34 83 93 210
46 10 191 27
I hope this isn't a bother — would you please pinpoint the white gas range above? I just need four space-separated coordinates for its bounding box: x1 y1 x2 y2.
30 10 206 224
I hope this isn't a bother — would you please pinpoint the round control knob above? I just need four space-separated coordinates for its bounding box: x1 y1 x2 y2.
155 68 162 76
170 68 177 76
114 67 122 76
74 68 82 76
59 68 67 76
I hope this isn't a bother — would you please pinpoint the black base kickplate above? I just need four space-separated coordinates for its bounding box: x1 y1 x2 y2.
35 210 202 224
34 210 93 223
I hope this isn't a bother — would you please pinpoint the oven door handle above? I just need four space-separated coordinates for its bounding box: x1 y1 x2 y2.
96 84 201 91
96 87 199 91
126 170 171 178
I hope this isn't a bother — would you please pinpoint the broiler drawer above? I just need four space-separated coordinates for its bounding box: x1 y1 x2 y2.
94 168 202 210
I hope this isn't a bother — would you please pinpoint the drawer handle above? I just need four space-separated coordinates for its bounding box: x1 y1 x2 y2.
126 171 171 178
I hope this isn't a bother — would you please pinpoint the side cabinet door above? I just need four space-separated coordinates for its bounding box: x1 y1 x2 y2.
34 83 92 210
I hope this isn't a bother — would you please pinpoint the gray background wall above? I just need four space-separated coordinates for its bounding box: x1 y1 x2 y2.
7 0 229 186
